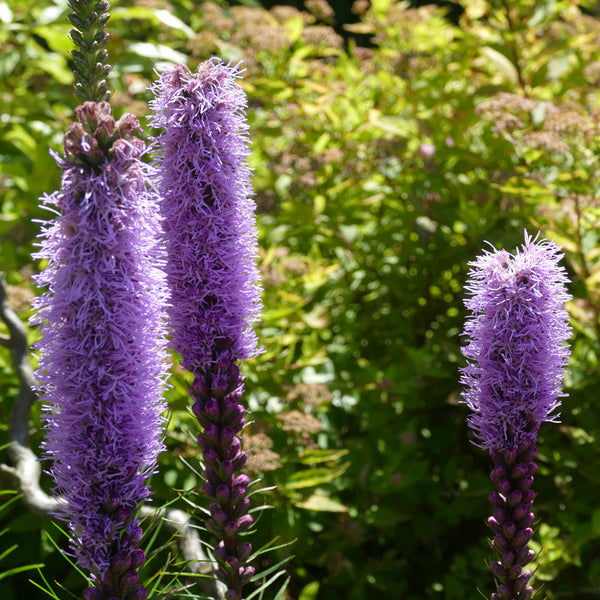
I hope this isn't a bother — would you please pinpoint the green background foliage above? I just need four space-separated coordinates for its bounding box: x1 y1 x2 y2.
2 0 600 598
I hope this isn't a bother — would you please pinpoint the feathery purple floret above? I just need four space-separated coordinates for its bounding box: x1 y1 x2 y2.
150 59 261 600
461 232 571 451
31 102 167 596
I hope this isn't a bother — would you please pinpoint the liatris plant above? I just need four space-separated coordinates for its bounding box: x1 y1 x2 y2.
150 60 262 600
460 233 571 600
31 4 168 596
32 100 167 600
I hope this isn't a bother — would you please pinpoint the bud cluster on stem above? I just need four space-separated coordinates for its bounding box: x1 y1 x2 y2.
487 437 538 600
191 348 255 599
67 0 112 102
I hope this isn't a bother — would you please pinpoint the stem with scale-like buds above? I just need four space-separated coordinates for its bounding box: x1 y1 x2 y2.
67 0 112 103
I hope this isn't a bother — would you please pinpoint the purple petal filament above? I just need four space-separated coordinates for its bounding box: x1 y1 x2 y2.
461 232 571 600
32 102 167 598
150 59 262 600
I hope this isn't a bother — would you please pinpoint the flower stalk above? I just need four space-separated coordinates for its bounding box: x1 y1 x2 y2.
460 233 571 600
150 60 262 599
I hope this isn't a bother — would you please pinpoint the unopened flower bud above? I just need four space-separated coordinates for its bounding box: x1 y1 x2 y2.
203 447 220 467
204 467 219 485
216 484 230 503
232 452 248 471
191 378 210 400
503 522 517 539
516 546 535 565
496 584 511 599
238 542 252 562
225 521 238 536
513 527 534 547
507 563 522 580
508 490 522 507
84 587 102 600
233 498 251 519
511 463 529 479
490 465 506 484
489 491 506 508
209 503 228 526
492 534 509 552
489 561 505 578
514 571 531 593
493 507 506 523
221 460 234 478
126 586 149 600
203 482 216 498
226 437 242 459
130 549 146 570
237 514 253 532
519 585 533 599
503 447 518 465
121 569 139 592
204 398 220 420
519 475 535 491
487 516 502 535
220 427 236 446
512 503 529 521
203 424 219 444
214 541 227 562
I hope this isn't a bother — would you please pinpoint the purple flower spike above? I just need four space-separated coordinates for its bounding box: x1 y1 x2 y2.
461 232 571 600
150 59 262 598
32 102 168 596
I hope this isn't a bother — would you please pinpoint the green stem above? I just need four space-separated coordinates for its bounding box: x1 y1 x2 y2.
67 0 112 103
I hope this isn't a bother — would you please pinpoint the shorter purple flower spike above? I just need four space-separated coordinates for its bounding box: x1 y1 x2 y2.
461 232 571 600
461 232 571 452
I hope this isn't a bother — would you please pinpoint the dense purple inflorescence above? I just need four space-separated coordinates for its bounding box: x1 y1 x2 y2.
461 232 571 600
150 60 262 599
32 102 167 599
149 59 261 373
461 232 571 451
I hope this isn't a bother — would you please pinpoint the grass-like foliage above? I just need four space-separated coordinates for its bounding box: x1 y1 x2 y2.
2 0 600 599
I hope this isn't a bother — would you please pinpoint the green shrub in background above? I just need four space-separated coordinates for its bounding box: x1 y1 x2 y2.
2 0 600 598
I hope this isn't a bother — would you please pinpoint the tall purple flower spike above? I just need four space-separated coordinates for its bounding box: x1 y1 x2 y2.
461 232 571 600
150 59 262 600
32 101 168 600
